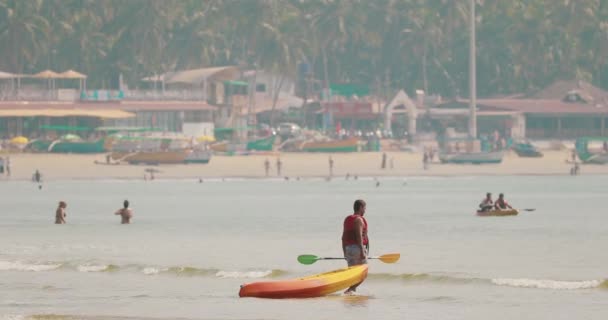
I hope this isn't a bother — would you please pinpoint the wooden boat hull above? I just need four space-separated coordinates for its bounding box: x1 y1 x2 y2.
439 151 503 164
112 149 212 165
575 137 608 164
578 153 608 164
476 209 519 217
184 150 212 164
112 151 188 165
300 138 360 153
247 136 275 151
239 265 368 299
30 139 107 153
512 144 543 157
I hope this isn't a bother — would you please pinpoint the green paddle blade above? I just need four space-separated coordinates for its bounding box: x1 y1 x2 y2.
297 254 319 265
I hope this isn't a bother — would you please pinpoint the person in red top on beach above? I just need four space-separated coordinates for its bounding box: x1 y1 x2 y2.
341 199 369 294
494 193 513 210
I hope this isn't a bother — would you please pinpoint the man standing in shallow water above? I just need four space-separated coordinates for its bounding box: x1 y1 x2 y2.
55 201 67 224
115 200 133 224
341 199 369 294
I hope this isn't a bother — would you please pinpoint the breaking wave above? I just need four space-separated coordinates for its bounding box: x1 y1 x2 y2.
491 278 607 290
1 259 605 290
367 272 607 290
0 259 284 280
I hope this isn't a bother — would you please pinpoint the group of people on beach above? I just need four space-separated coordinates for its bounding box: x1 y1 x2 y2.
478 192 513 212
263 156 336 177
54 200 133 224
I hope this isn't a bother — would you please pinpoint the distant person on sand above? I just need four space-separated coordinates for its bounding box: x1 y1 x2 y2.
276 157 282 176
115 200 133 224
571 162 580 176
342 199 369 294
603 141 608 153
381 152 387 169
5 156 9 176
55 201 67 224
494 193 513 210
264 158 270 177
423 152 429 170
479 192 494 212
329 156 334 176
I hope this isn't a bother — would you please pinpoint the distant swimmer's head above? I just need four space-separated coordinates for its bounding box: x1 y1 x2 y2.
498 193 504 199
486 192 492 198
353 199 366 215
58 201 67 208
123 200 129 208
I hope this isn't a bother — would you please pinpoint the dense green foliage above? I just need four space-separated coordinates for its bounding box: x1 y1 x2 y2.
1 0 606 97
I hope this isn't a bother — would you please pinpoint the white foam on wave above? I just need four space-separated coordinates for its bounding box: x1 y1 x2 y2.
215 270 273 279
491 278 602 290
77 264 109 272
0 261 61 272
142 267 165 275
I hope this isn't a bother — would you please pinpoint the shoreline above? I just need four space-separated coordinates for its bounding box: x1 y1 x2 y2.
1 151 607 181
2 171 607 183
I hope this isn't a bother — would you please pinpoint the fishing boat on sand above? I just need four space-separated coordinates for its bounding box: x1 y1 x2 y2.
512 142 543 157
438 137 504 164
109 135 211 165
575 137 608 164
210 135 276 154
439 151 504 164
300 137 360 152
28 135 110 153
280 136 360 153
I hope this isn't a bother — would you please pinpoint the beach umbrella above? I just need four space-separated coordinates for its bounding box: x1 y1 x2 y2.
58 69 87 79
10 136 29 145
197 135 216 143
33 69 60 79
58 70 87 91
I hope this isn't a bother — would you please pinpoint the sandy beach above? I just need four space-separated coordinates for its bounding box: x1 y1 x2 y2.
1 150 607 181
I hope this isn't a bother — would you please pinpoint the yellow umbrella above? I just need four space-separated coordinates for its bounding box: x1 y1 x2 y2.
197 135 216 143
10 136 29 145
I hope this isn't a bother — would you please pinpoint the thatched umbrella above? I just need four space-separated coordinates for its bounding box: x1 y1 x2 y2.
33 70 61 96
58 69 87 91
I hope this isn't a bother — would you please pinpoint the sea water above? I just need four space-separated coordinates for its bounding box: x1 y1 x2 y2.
0 176 606 320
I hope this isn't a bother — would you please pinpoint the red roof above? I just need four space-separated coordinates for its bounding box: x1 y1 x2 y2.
450 98 608 115
0 100 217 111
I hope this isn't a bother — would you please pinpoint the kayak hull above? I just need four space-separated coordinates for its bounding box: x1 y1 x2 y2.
239 265 368 299
476 209 519 217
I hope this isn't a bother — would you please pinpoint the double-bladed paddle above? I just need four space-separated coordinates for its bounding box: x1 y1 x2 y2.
297 253 400 265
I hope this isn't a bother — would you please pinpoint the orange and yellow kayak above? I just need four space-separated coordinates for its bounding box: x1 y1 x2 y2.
239 265 368 298
476 209 519 217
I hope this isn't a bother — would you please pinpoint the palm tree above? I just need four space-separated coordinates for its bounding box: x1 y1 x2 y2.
0 0 50 73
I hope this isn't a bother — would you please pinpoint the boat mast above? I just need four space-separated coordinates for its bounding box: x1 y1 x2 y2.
469 0 477 139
